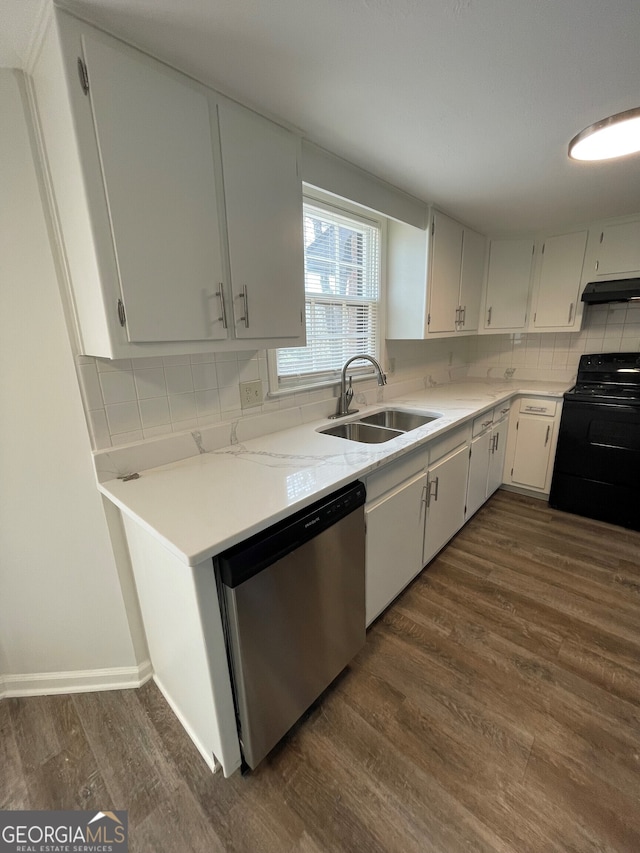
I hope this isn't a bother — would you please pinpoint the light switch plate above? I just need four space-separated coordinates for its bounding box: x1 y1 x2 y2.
240 379 264 408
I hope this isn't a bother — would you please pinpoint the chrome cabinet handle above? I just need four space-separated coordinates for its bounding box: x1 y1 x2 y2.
216 283 228 328
544 424 551 446
461 305 466 327
568 302 574 324
482 420 492 429
428 476 439 506
487 306 492 326
455 306 461 327
237 285 249 328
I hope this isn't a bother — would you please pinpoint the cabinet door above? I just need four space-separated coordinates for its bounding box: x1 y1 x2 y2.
424 444 469 564
82 32 227 343
484 239 533 330
511 416 554 490
459 228 486 332
532 231 587 329
218 100 304 340
428 212 463 333
597 221 640 276
365 472 428 625
487 419 508 496
466 431 491 519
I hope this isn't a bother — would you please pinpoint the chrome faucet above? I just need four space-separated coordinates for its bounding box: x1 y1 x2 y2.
330 355 387 419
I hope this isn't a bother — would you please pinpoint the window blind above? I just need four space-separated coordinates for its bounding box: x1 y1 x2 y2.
276 201 381 388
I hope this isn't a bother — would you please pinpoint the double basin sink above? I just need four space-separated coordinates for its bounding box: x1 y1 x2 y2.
320 409 441 444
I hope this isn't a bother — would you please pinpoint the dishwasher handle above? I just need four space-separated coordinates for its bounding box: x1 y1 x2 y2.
216 481 366 589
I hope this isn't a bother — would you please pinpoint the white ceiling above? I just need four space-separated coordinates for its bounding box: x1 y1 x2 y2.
5 0 640 235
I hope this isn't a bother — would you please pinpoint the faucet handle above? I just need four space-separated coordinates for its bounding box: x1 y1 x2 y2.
345 375 354 407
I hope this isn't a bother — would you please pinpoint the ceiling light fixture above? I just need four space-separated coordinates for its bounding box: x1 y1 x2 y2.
568 107 640 161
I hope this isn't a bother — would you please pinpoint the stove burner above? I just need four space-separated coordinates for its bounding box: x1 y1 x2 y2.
567 352 640 405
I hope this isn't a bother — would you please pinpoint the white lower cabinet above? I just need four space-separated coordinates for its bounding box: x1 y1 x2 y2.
466 430 492 519
364 413 517 626
423 443 470 564
504 397 560 494
510 417 555 490
365 471 428 625
487 416 508 496
466 406 511 519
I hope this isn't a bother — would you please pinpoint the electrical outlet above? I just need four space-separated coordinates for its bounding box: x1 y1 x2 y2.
240 380 264 408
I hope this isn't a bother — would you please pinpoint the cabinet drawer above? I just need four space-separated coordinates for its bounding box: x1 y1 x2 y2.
519 397 557 417
494 403 512 422
365 446 429 503
472 411 494 436
428 424 471 464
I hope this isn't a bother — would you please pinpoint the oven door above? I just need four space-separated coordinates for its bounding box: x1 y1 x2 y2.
549 400 640 530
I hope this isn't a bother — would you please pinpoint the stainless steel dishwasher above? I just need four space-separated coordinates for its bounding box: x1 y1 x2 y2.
215 481 366 770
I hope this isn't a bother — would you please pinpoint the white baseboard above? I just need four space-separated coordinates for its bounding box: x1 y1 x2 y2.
499 484 549 501
0 659 153 698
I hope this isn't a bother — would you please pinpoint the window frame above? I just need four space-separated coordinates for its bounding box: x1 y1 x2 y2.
267 188 387 396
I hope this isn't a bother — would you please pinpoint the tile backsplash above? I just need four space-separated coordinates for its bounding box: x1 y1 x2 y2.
76 303 640 451
78 338 471 450
78 350 266 449
467 302 640 378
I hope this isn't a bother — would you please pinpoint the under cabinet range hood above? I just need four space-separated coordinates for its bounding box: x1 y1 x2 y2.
581 278 640 304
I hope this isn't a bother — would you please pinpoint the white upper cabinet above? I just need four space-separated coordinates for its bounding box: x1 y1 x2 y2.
217 100 304 341
458 227 486 332
427 211 486 335
31 9 305 359
481 239 534 332
598 221 640 275
427 212 463 333
582 216 640 281
81 30 227 345
386 209 486 339
530 230 587 331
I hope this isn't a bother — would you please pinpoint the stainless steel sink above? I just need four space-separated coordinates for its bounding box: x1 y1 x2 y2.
320 422 404 444
357 409 440 432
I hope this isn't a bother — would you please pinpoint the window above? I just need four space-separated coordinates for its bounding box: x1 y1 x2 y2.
270 196 382 392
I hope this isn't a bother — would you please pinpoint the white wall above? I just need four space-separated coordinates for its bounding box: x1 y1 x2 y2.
0 70 144 693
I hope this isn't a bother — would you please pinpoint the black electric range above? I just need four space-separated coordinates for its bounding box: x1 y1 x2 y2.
549 353 640 530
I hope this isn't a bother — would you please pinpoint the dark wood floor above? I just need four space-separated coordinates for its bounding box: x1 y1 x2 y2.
2 490 640 852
